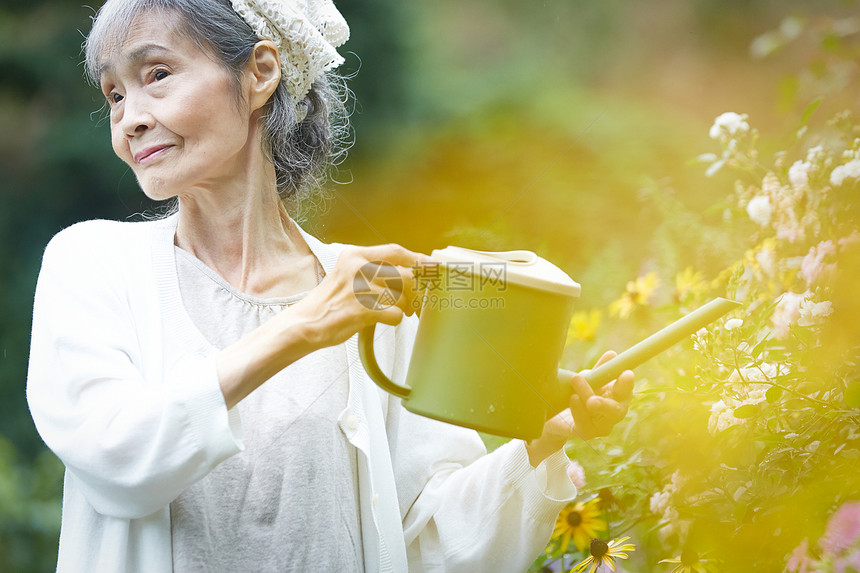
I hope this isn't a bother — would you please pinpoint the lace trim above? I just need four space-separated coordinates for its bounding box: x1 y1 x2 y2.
230 0 349 103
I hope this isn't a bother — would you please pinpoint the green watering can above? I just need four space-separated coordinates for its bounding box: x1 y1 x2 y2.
359 246 740 440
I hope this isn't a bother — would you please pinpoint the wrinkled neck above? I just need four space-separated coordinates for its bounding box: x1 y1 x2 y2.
173 163 314 297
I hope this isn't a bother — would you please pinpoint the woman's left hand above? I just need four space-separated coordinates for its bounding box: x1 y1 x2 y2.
524 351 634 467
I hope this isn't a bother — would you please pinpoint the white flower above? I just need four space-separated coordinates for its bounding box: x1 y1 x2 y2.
669 470 686 490
710 112 750 140
650 470 686 518
780 16 803 39
755 243 777 277
708 399 741 434
744 388 768 406
830 159 860 186
774 210 807 244
725 318 744 330
746 195 772 226
762 172 784 197
657 508 685 542
772 291 805 338
798 298 833 326
806 145 825 164
759 362 785 380
728 364 784 390
772 291 832 334
705 158 727 178
729 365 761 384
788 160 811 190
650 490 671 515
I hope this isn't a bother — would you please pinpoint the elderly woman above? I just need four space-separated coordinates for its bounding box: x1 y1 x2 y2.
27 0 633 571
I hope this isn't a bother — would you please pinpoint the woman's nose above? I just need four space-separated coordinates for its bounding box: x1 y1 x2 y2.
120 93 154 137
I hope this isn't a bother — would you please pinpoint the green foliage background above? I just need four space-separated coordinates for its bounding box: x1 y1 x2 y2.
0 0 855 570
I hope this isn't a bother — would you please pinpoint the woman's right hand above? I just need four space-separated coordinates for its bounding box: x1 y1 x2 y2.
291 243 432 351
217 243 431 409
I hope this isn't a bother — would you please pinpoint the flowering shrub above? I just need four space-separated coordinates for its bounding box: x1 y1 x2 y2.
786 502 860 573
533 17 860 572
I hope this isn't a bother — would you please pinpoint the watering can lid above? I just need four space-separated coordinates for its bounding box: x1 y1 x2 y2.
430 246 581 297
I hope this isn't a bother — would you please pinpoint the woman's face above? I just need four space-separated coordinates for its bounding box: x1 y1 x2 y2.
99 11 256 200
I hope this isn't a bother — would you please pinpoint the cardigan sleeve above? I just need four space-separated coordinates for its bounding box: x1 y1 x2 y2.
386 316 577 571
27 222 243 520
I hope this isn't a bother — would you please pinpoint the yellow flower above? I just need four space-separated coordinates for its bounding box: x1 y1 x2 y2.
659 549 718 573
572 536 636 572
553 499 605 553
566 309 602 345
674 267 706 304
609 272 659 319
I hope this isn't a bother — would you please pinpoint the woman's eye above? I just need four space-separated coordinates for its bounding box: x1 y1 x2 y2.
153 69 169 81
108 92 123 104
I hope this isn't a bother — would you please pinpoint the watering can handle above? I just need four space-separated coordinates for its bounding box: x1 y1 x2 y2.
358 324 412 400
550 297 742 414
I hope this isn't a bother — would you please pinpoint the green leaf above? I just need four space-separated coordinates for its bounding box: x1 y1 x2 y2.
766 386 783 403
782 398 810 411
756 433 785 444
840 449 860 460
676 377 696 391
777 74 800 112
733 404 760 419
752 333 772 360
801 96 823 126
845 380 860 409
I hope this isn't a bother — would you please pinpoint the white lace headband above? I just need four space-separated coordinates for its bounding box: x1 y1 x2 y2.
229 0 349 104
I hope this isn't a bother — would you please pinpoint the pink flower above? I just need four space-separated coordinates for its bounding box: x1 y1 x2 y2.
801 240 837 287
839 231 860 251
821 502 860 556
774 208 806 243
786 538 811 573
834 549 860 573
566 460 587 490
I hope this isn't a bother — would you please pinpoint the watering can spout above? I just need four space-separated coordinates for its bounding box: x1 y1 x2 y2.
549 297 741 418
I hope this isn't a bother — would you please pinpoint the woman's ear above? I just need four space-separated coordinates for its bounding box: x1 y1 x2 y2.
246 40 281 112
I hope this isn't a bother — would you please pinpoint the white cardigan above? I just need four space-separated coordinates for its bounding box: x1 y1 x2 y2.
27 214 576 572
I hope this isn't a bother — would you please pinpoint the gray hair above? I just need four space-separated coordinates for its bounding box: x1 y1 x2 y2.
84 0 350 222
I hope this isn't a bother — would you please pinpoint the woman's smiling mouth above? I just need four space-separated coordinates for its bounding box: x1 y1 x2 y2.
134 145 173 164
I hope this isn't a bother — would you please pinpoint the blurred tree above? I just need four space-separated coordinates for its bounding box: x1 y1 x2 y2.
0 0 416 567
336 0 415 136
0 1 142 455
